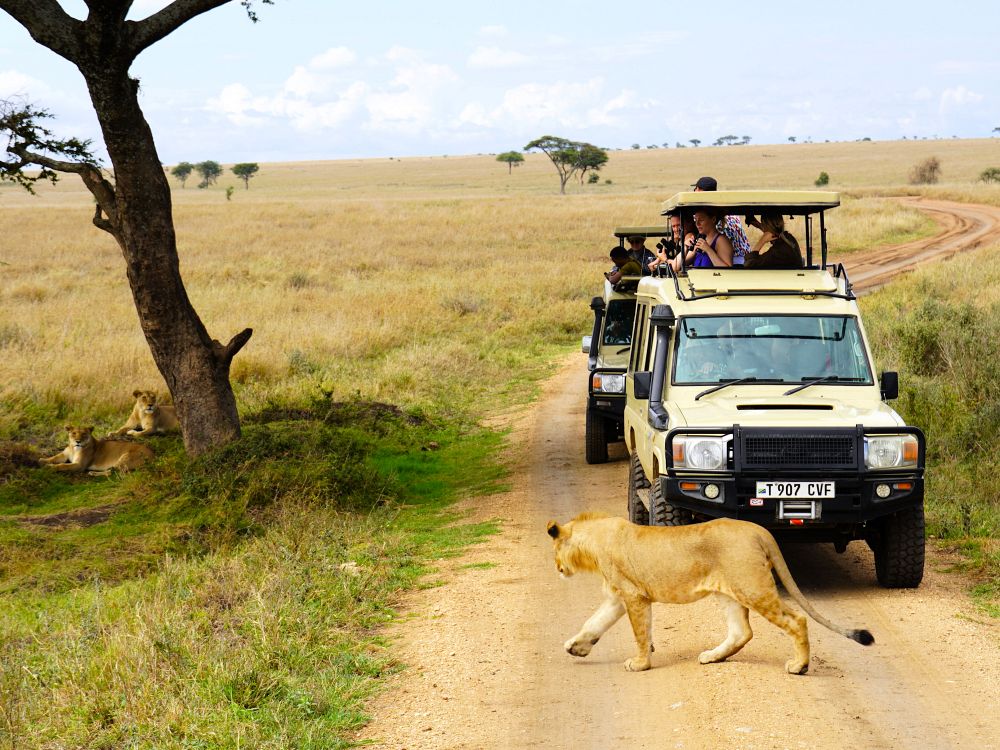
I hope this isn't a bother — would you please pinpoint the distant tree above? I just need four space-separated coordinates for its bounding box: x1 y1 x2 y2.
675 142 686 148
861 136 872 142
496 151 524 174
631 143 640 150
909 156 942 185
689 139 701 147
171 161 194 188
577 142 609 184
741 135 751 145
788 136 796 143
979 167 1000 184
231 162 259 189
815 171 830 187
646 144 657 149
587 172 600 184
993 127 1000 135
661 142 670 148
195 160 223 188
525 136 606 194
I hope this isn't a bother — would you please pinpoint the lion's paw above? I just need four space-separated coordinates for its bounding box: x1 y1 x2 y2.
785 659 809 675
624 657 651 672
698 649 725 664
565 637 596 657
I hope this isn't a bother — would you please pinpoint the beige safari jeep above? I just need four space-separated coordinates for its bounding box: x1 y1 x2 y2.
623 191 926 588
583 227 674 463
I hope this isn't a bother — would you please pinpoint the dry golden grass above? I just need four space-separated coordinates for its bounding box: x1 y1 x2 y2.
1 137 998 433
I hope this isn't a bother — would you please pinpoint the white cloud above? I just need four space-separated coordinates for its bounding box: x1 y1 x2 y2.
940 85 983 111
0 69 51 99
467 46 530 69
309 47 356 70
479 25 508 37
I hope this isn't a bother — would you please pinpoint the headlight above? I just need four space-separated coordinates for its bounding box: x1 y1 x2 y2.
592 373 626 393
865 435 919 469
673 436 728 470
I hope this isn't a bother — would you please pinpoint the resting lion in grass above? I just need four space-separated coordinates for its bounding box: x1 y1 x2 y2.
110 389 179 437
39 426 153 475
546 513 873 674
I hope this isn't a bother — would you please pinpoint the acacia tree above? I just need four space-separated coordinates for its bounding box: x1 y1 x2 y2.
0 0 271 456
495 151 524 174
196 159 223 188
171 160 194 187
524 135 606 194
231 161 259 188
576 143 608 185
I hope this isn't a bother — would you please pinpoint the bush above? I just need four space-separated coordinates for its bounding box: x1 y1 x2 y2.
815 171 830 187
979 167 1000 184
909 156 941 184
587 173 600 184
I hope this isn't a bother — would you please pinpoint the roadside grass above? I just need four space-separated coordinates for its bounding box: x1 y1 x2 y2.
862 242 1000 614
0 402 505 749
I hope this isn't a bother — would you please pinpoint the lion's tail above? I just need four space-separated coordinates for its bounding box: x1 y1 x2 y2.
760 531 874 647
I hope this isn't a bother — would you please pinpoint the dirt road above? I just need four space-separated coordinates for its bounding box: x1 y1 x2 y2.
357 200 1000 750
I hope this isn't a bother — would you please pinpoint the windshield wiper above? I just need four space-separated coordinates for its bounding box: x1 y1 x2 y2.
782 375 865 396
695 377 759 401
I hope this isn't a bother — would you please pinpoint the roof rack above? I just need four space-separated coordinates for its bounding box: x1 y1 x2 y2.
652 264 855 302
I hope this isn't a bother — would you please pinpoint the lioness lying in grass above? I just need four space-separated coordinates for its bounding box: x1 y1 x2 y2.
40 426 153 475
547 513 873 674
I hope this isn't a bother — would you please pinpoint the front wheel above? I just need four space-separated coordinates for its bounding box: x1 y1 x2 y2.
585 409 609 464
873 505 925 588
650 476 694 526
628 453 650 525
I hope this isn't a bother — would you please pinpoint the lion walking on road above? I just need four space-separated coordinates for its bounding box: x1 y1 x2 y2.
546 513 873 674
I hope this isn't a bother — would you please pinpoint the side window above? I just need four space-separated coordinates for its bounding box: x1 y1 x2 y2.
643 319 657 371
630 303 648 371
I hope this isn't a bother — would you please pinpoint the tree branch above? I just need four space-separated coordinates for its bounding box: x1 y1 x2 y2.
219 327 254 364
0 0 82 61
128 0 271 54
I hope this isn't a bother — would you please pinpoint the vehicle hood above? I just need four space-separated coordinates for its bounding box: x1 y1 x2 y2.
671 389 906 429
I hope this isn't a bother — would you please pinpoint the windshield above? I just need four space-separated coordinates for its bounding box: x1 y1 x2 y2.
602 299 637 347
673 315 873 385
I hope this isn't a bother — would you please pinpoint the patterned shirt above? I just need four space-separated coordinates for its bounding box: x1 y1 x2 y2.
719 215 751 265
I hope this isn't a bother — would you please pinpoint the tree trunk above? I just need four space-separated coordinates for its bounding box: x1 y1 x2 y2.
82 64 250 456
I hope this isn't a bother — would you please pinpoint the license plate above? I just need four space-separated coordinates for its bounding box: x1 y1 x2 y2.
755 481 835 499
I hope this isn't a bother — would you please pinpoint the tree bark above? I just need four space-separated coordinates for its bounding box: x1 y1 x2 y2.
81 64 250 455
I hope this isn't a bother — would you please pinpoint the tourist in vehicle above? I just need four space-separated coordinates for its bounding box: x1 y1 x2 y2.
627 235 656 271
692 175 752 265
743 212 804 269
605 246 641 284
647 215 683 273
687 209 734 267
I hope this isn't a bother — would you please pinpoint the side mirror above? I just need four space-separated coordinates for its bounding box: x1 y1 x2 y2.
633 371 651 400
880 371 899 401
581 335 592 354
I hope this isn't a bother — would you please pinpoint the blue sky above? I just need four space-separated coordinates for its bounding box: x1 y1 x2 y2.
1 0 998 164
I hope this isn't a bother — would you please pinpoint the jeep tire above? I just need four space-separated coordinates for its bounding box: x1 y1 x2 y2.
650 476 694 526
873 504 925 588
585 409 609 464
627 453 650 525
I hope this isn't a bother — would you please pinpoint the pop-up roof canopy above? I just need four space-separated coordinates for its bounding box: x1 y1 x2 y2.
660 190 840 216
613 226 673 239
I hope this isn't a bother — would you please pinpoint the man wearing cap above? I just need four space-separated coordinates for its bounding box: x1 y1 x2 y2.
627 235 656 270
692 176 752 266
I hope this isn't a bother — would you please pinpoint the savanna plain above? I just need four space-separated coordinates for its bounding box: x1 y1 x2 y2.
0 137 999 748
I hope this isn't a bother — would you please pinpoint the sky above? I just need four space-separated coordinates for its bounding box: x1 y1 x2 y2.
1 0 999 165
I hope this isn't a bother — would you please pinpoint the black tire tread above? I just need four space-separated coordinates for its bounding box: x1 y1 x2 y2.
874 504 925 588
628 453 650 525
585 409 609 464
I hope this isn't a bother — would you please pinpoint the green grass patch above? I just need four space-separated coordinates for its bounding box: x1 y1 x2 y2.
0 397 508 748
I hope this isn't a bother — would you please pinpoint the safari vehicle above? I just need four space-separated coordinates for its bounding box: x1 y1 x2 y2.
583 227 672 464
623 191 926 588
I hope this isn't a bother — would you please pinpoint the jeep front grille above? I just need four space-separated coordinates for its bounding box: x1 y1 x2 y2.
739 432 857 469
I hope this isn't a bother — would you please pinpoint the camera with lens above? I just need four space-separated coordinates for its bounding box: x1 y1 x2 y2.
655 237 679 260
